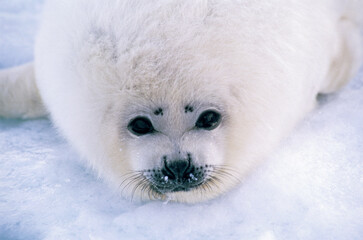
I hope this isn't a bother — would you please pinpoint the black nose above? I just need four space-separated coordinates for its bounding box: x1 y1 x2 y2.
163 159 190 180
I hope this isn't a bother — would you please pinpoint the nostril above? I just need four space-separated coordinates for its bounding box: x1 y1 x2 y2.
163 159 190 180
161 165 175 180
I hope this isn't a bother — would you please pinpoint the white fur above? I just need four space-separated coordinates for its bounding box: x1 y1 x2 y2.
0 63 46 118
1 0 362 203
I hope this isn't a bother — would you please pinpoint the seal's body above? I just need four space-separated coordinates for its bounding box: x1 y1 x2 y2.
1 0 362 202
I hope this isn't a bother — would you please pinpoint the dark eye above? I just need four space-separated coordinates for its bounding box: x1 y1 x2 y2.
195 110 221 130
128 117 154 136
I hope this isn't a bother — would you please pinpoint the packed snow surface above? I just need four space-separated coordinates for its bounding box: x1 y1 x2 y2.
0 1 362 239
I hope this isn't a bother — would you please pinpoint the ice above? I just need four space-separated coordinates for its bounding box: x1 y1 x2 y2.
189 173 198 181
0 1 362 240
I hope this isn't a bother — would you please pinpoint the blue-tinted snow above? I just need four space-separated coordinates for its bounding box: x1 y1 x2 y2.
0 1 362 239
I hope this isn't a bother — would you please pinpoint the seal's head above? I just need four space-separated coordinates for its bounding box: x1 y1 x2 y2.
98 60 244 203
84 37 290 203
118 84 237 202
45 2 313 203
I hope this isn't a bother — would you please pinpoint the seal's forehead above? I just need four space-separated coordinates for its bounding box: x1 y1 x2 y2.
121 85 226 116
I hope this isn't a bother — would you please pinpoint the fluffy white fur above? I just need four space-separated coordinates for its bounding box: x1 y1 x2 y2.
0 63 46 118
0 0 362 203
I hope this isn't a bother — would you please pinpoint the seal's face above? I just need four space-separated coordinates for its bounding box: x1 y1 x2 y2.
77 11 294 203
79 29 251 202
123 100 227 198
107 76 243 202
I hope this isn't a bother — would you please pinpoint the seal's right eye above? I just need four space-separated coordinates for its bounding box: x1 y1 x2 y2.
128 117 154 136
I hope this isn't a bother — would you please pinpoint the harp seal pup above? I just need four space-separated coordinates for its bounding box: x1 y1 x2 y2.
0 0 362 203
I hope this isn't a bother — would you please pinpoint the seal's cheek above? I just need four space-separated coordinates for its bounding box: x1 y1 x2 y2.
88 113 134 188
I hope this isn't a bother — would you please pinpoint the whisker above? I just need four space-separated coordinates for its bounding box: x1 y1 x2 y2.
120 174 142 191
148 186 156 200
131 178 149 202
206 177 220 191
199 182 207 198
213 170 238 182
205 180 215 193
151 187 162 200
119 172 143 189
212 166 242 184
213 164 240 173
203 179 213 192
121 174 145 197
140 181 150 199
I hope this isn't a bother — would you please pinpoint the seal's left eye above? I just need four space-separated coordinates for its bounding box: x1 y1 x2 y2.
128 117 154 136
195 110 221 130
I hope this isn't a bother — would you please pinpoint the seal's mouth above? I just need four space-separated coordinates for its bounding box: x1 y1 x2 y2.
120 165 240 201
145 164 213 194
171 186 188 192
150 178 205 193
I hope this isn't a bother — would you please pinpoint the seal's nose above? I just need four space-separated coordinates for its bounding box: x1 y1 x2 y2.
163 159 190 180
150 155 205 193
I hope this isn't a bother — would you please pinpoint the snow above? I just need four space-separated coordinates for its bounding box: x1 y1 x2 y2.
0 1 362 239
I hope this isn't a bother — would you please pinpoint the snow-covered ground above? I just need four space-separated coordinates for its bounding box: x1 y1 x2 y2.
0 1 362 239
